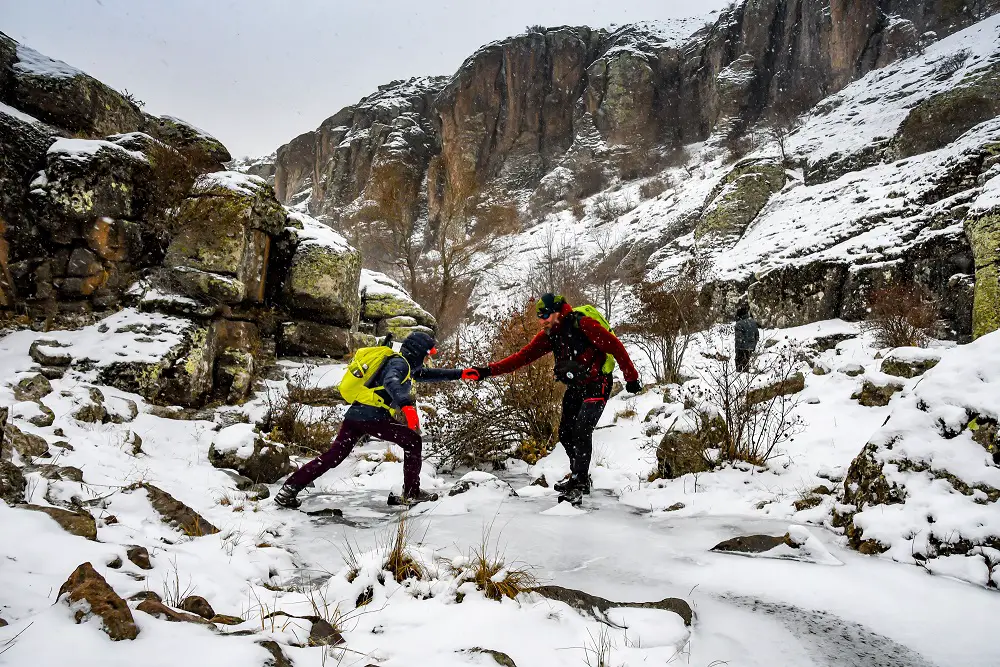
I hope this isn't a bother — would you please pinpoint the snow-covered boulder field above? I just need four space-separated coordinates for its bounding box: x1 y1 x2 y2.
836 331 1000 586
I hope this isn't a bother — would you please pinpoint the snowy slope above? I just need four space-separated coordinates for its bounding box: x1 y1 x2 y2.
3 309 1000 666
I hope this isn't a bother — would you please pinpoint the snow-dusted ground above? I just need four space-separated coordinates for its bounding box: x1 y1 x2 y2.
2 314 999 667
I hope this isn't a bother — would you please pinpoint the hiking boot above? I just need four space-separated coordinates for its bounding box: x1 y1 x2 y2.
555 473 591 494
558 486 584 507
387 489 439 507
274 483 303 509
553 473 574 493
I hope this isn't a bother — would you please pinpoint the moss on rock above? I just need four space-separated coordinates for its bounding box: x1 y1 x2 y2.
697 160 785 247
965 211 1000 339
283 243 362 328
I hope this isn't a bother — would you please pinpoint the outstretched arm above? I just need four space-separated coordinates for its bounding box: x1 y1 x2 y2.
412 366 463 382
487 330 552 376
578 317 639 382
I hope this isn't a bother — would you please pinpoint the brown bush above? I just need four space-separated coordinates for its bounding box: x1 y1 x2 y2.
861 283 939 348
574 163 606 199
259 367 339 457
425 304 563 470
639 176 670 199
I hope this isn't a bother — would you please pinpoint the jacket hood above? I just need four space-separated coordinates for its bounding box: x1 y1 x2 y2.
401 331 436 365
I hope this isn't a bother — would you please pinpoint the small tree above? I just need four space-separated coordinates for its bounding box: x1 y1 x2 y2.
862 283 939 348
618 268 712 385
697 332 804 466
424 304 563 470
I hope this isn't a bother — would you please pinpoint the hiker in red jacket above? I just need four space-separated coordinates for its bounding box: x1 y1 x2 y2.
462 293 642 504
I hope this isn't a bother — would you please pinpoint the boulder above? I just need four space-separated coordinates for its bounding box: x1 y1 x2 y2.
711 534 796 554
0 459 26 505
29 463 84 482
21 504 96 540
4 423 49 458
696 160 785 249
654 411 728 479
72 387 108 423
447 471 518 497
208 424 290 484
136 599 213 626
57 562 139 640
12 373 52 401
749 261 847 329
126 545 152 570
531 585 692 627
282 215 362 327
851 379 904 407
144 115 231 171
6 40 143 137
460 649 517 667
179 595 216 620
879 348 941 378
360 269 436 329
838 363 865 377
892 63 1000 159
278 320 351 358
966 176 1000 339
28 339 72 366
99 319 217 408
164 172 284 304
142 483 218 536
212 319 261 404
31 136 153 246
309 618 344 647
259 640 294 667
26 402 55 427
746 372 805 405
835 332 1000 587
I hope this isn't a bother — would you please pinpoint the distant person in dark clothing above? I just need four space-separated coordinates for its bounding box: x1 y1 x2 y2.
734 304 759 372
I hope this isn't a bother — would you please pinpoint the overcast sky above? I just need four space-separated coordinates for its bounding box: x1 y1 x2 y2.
1 0 729 158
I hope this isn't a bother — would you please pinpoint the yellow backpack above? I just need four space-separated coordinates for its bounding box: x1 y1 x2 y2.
339 346 411 415
572 304 617 375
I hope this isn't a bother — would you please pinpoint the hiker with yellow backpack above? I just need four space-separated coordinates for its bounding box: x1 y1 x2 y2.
461 293 643 505
275 331 461 509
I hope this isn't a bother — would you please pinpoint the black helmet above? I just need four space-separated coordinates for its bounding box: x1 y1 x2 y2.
401 331 436 364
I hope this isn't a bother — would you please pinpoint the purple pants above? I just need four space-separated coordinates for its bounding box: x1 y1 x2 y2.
285 418 423 494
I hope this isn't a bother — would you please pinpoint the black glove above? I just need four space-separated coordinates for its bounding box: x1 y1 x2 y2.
625 379 643 394
474 366 492 378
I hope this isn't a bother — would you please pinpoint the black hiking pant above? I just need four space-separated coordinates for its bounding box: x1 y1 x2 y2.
735 348 752 372
285 418 423 495
559 375 612 478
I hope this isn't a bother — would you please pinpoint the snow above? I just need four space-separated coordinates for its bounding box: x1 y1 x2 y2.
360 268 412 299
971 174 1000 214
0 101 44 126
2 312 1000 665
212 423 258 458
13 43 83 79
286 209 352 252
190 171 267 197
46 137 147 164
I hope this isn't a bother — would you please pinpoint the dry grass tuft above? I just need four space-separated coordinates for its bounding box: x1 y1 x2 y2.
382 516 425 583
465 524 538 602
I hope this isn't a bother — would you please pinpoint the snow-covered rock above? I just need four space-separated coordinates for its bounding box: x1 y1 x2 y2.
837 330 1000 587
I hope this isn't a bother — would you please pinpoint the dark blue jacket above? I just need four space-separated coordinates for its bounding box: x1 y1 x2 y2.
345 332 461 421
735 317 760 351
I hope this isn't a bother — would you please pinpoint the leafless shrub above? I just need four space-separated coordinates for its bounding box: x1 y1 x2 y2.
618 263 713 385
639 176 671 199
260 367 339 457
936 49 970 77
582 626 618 667
525 227 591 306
570 199 586 220
586 227 632 316
697 333 805 466
723 130 756 163
861 283 938 348
574 163 607 199
592 193 636 221
425 304 563 470
121 89 145 108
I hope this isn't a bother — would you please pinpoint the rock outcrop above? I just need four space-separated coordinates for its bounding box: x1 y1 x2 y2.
57 562 139 641
208 423 290 484
967 174 1000 338
835 330 1000 587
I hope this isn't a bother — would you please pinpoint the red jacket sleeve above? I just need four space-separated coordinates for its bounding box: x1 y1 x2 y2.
577 317 639 382
488 329 552 376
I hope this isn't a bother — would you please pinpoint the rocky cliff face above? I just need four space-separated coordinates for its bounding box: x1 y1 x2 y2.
270 1 993 227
